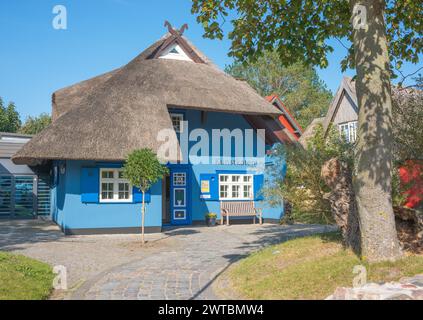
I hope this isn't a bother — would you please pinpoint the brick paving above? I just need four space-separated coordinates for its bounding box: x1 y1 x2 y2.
0 219 336 300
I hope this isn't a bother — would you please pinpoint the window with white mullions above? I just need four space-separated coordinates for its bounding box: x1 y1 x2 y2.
100 169 132 203
173 172 186 186
339 121 357 143
170 113 184 133
219 174 254 200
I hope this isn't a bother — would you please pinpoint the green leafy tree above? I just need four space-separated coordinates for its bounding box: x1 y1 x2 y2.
191 0 422 262
265 124 353 224
123 149 168 244
0 98 6 131
225 51 332 128
0 98 21 133
19 113 52 135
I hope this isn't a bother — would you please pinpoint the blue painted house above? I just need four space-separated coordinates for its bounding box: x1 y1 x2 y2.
13 25 297 234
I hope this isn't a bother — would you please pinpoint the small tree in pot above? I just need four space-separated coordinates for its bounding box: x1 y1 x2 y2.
123 149 168 244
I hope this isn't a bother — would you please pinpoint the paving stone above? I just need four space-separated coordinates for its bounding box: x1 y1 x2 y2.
1 220 336 300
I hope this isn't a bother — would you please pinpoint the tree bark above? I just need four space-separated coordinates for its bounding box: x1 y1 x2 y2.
350 0 402 261
321 158 361 254
141 191 146 244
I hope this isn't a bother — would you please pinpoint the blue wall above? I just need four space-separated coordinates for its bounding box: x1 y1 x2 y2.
51 110 285 233
177 110 284 222
52 160 162 232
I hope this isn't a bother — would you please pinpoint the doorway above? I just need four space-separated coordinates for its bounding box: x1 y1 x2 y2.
162 173 171 225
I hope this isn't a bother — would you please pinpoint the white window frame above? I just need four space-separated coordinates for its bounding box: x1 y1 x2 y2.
170 112 184 133
173 209 186 220
173 188 186 207
170 113 184 133
99 168 133 203
219 174 254 201
159 44 193 62
339 121 357 143
173 172 186 186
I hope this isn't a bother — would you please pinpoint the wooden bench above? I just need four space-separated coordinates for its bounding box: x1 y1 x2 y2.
220 201 263 226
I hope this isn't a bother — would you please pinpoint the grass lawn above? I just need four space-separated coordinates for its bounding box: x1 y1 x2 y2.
0 252 54 300
226 232 423 300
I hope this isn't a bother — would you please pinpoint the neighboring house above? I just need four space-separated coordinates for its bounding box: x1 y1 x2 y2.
12 25 297 235
322 76 358 143
302 76 422 209
0 132 51 218
265 95 303 141
300 76 358 146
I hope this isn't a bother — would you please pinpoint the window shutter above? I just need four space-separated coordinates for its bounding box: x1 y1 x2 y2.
81 167 99 203
133 187 151 203
199 173 219 201
254 174 264 201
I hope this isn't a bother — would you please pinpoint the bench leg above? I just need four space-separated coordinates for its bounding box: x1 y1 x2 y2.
227 214 230 226
254 215 256 224
259 213 263 225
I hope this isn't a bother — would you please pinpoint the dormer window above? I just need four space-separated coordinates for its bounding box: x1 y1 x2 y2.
159 44 193 62
171 113 184 133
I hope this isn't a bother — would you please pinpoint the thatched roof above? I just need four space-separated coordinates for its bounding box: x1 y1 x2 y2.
13 32 281 165
298 117 324 147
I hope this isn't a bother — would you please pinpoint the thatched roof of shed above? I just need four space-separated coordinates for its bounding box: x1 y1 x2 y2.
13 32 281 165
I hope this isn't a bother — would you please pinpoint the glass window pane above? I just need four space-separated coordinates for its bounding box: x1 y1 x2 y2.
102 171 114 179
173 173 186 186
174 189 185 206
232 175 240 182
232 185 240 198
171 114 183 133
243 176 251 182
244 185 252 198
118 183 130 200
220 185 228 198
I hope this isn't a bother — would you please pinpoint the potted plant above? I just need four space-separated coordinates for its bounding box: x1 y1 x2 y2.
205 213 217 227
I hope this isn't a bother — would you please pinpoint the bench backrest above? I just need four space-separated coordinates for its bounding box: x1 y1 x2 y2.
220 201 256 215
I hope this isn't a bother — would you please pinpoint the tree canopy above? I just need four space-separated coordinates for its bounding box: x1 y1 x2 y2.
225 50 332 128
192 0 421 76
0 98 21 133
123 149 168 193
19 113 52 135
0 96 51 135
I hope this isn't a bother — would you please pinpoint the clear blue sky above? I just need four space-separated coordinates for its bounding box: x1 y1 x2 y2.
0 0 420 119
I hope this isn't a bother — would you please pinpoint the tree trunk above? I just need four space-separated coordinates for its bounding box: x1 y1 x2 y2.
141 191 146 244
321 158 361 254
350 0 402 261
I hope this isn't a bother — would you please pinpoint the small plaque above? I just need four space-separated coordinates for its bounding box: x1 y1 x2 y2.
201 180 210 193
